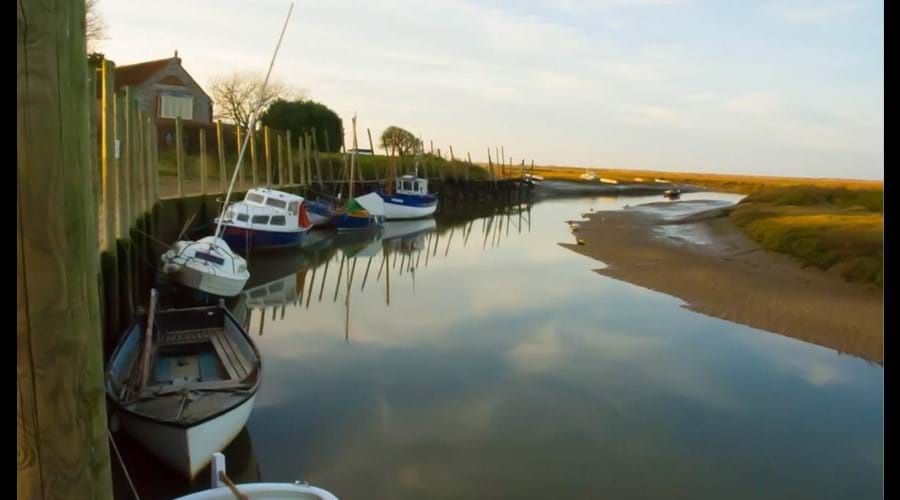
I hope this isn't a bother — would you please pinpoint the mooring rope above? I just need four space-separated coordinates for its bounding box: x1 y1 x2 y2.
107 428 141 500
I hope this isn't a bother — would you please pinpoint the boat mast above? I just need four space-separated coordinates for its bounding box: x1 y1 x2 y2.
348 114 358 202
214 2 294 240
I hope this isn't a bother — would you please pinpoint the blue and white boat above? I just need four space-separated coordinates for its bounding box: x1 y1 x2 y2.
334 192 385 232
377 174 438 220
217 188 313 252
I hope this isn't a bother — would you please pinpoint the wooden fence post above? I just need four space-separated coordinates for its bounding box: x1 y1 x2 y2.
264 126 272 186
286 129 294 185
17 0 114 494
217 121 227 194
250 128 258 186
175 115 185 197
100 60 117 251
199 128 207 194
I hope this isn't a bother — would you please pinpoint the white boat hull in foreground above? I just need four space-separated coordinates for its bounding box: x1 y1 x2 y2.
161 236 250 297
176 452 338 500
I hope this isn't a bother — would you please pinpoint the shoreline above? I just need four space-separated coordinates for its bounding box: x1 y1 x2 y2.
560 200 884 364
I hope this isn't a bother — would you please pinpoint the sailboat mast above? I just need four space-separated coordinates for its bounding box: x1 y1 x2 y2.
348 115 358 201
214 2 294 240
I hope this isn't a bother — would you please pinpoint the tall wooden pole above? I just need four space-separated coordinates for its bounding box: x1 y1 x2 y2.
17 0 114 495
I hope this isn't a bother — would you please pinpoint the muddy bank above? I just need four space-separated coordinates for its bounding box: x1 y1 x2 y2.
561 200 883 363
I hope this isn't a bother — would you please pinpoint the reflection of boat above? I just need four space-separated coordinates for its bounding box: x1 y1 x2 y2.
218 188 313 252
334 227 384 258
242 271 305 309
663 189 681 200
377 174 438 219
383 218 437 241
106 294 261 479
175 452 338 500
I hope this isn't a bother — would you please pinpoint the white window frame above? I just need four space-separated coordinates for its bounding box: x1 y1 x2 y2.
159 94 194 120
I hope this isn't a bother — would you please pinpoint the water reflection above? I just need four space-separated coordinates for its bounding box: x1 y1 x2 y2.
220 196 878 500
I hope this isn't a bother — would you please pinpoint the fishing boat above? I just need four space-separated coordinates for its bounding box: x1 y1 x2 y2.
175 452 338 500
523 173 544 186
160 237 250 298
218 188 313 252
334 192 385 231
377 174 438 219
106 291 262 479
334 115 385 231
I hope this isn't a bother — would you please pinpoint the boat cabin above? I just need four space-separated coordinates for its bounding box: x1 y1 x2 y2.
223 188 308 231
394 175 429 196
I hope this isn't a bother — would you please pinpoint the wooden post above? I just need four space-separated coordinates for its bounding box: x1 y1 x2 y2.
150 116 159 205
430 140 434 155
234 125 243 190
297 134 306 186
277 133 284 186
17 0 114 494
250 128 258 186
367 128 380 183
100 60 117 251
199 128 207 194
136 110 147 215
217 121 227 194
115 96 128 236
264 126 272 186
312 129 325 187
323 128 336 187
466 152 472 181
175 115 185 197
286 129 294 185
501 146 506 177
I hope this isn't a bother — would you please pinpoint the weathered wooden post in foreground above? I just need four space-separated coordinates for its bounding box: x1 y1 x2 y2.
17 0 114 497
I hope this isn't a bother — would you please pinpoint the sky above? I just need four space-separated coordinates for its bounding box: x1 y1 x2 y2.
97 0 884 179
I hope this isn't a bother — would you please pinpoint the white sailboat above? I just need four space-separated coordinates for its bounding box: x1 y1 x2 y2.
160 6 294 297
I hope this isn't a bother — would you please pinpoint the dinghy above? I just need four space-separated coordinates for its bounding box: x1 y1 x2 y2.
106 291 262 479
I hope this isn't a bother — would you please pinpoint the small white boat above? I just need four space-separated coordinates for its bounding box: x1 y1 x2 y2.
175 452 338 500
106 294 261 479
523 173 544 185
579 169 597 181
161 237 250 297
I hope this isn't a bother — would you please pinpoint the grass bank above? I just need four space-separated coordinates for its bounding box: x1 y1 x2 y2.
728 186 883 286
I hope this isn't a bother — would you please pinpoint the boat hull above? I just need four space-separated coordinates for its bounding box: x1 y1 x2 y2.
377 191 438 220
306 200 337 226
118 394 257 478
334 213 383 232
170 262 249 297
221 225 307 251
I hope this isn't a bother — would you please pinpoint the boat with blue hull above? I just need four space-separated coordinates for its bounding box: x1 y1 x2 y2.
334 192 385 232
217 188 313 252
377 174 438 220
306 198 339 227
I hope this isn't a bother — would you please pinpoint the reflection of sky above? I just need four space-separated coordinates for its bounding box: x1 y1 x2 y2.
240 195 882 500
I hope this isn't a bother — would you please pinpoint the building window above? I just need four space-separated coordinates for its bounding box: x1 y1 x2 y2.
159 95 194 120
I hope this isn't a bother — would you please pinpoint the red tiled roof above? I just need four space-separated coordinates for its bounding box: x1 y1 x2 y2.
114 58 173 89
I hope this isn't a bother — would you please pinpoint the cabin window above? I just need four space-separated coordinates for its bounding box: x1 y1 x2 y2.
195 251 225 266
270 215 286 226
252 215 270 225
236 213 249 222
159 95 193 120
402 181 412 191
265 198 287 209
288 201 299 214
246 193 265 204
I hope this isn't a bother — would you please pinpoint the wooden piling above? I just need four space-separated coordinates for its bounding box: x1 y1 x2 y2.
100 60 117 251
286 129 294 185
250 128 258 186
175 115 185 196
199 128 207 194
277 133 284 186
217 121 227 194
17 0 114 493
264 126 272 186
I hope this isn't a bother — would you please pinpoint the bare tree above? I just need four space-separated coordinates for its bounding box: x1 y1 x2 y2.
86 0 108 53
209 71 302 130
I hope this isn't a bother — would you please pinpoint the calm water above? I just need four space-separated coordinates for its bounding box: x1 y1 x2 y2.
120 193 883 499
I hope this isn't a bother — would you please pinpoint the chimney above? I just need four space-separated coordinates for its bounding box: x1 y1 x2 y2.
174 50 180 62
